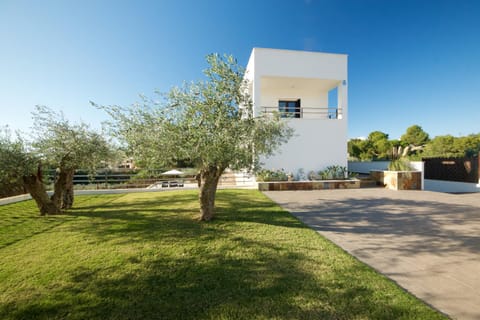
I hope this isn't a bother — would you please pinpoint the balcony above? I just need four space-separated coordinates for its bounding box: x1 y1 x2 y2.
261 106 343 119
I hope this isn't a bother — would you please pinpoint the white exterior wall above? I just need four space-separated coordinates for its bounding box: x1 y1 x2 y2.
348 161 391 174
262 119 347 173
424 179 480 193
249 48 347 81
246 48 348 174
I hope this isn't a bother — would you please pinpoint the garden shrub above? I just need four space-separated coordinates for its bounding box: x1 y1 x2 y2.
256 169 288 182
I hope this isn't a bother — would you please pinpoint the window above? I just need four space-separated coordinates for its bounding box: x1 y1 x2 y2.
278 99 301 118
328 87 339 119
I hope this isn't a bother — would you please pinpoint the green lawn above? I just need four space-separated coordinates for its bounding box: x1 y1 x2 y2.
0 190 445 319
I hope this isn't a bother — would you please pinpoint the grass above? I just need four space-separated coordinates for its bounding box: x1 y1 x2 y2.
0 190 445 319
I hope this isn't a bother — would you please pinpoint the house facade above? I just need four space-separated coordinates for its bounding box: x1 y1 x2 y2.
244 48 348 175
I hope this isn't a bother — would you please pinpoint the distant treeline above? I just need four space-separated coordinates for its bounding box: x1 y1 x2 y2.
348 124 480 161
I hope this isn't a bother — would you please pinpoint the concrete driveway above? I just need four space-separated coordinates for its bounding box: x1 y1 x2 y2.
264 189 480 320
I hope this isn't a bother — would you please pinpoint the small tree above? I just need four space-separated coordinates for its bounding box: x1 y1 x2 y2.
359 131 391 160
398 124 430 158
31 106 114 209
96 53 293 221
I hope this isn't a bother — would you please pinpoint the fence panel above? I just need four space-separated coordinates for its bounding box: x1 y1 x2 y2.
423 154 479 183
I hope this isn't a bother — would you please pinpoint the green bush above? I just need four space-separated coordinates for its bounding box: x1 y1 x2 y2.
256 169 288 182
388 159 414 171
308 165 348 181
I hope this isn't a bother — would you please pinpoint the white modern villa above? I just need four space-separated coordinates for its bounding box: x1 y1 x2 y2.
244 48 348 174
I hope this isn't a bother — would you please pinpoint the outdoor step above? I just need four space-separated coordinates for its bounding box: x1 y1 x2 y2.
219 171 257 187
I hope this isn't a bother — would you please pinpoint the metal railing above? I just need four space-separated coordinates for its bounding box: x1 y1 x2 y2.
44 169 194 190
44 169 253 190
0 169 258 200
261 106 342 119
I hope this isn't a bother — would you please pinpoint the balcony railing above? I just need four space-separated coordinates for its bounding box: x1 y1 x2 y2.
261 106 343 119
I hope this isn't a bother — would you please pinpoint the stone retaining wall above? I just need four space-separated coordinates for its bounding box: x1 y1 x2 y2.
258 179 360 191
370 170 421 190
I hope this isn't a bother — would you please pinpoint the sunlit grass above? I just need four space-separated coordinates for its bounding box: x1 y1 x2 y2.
0 190 445 319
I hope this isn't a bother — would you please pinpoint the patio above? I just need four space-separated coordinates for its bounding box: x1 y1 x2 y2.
264 188 480 320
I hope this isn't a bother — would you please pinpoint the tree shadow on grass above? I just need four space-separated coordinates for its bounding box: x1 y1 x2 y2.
73 191 197 211
215 190 309 230
67 191 215 244
0 202 79 250
1 236 441 320
68 190 307 245
0 194 127 249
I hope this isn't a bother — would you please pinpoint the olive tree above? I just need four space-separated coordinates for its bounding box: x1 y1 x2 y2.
32 106 114 209
96 53 293 221
0 107 114 215
0 127 60 215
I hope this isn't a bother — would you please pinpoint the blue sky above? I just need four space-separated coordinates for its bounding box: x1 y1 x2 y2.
1 0 479 139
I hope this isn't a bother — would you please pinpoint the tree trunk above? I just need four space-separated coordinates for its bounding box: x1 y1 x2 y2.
199 167 223 221
62 168 75 209
51 169 65 209
51 167 75 209
23 172 61 216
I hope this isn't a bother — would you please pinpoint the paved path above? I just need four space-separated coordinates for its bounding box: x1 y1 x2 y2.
264 189 480 320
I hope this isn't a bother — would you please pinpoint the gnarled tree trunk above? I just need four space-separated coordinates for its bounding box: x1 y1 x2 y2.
62 168 74 209
199 166 224 221
51 168 65 209
23 167 61 215
51 167 75 209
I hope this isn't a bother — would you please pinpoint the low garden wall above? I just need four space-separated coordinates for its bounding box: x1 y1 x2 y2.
258 179 360 191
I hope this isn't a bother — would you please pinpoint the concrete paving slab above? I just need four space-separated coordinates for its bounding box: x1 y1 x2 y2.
264 188 480 320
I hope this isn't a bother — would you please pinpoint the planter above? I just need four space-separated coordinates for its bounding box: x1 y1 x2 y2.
258 179 360 191
370 170 421 190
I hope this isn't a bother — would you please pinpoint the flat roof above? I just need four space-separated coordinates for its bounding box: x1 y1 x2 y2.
251 47 348 57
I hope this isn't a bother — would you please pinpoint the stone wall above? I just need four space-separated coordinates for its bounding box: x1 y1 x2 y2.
370 170 421 190
258 179 360 191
